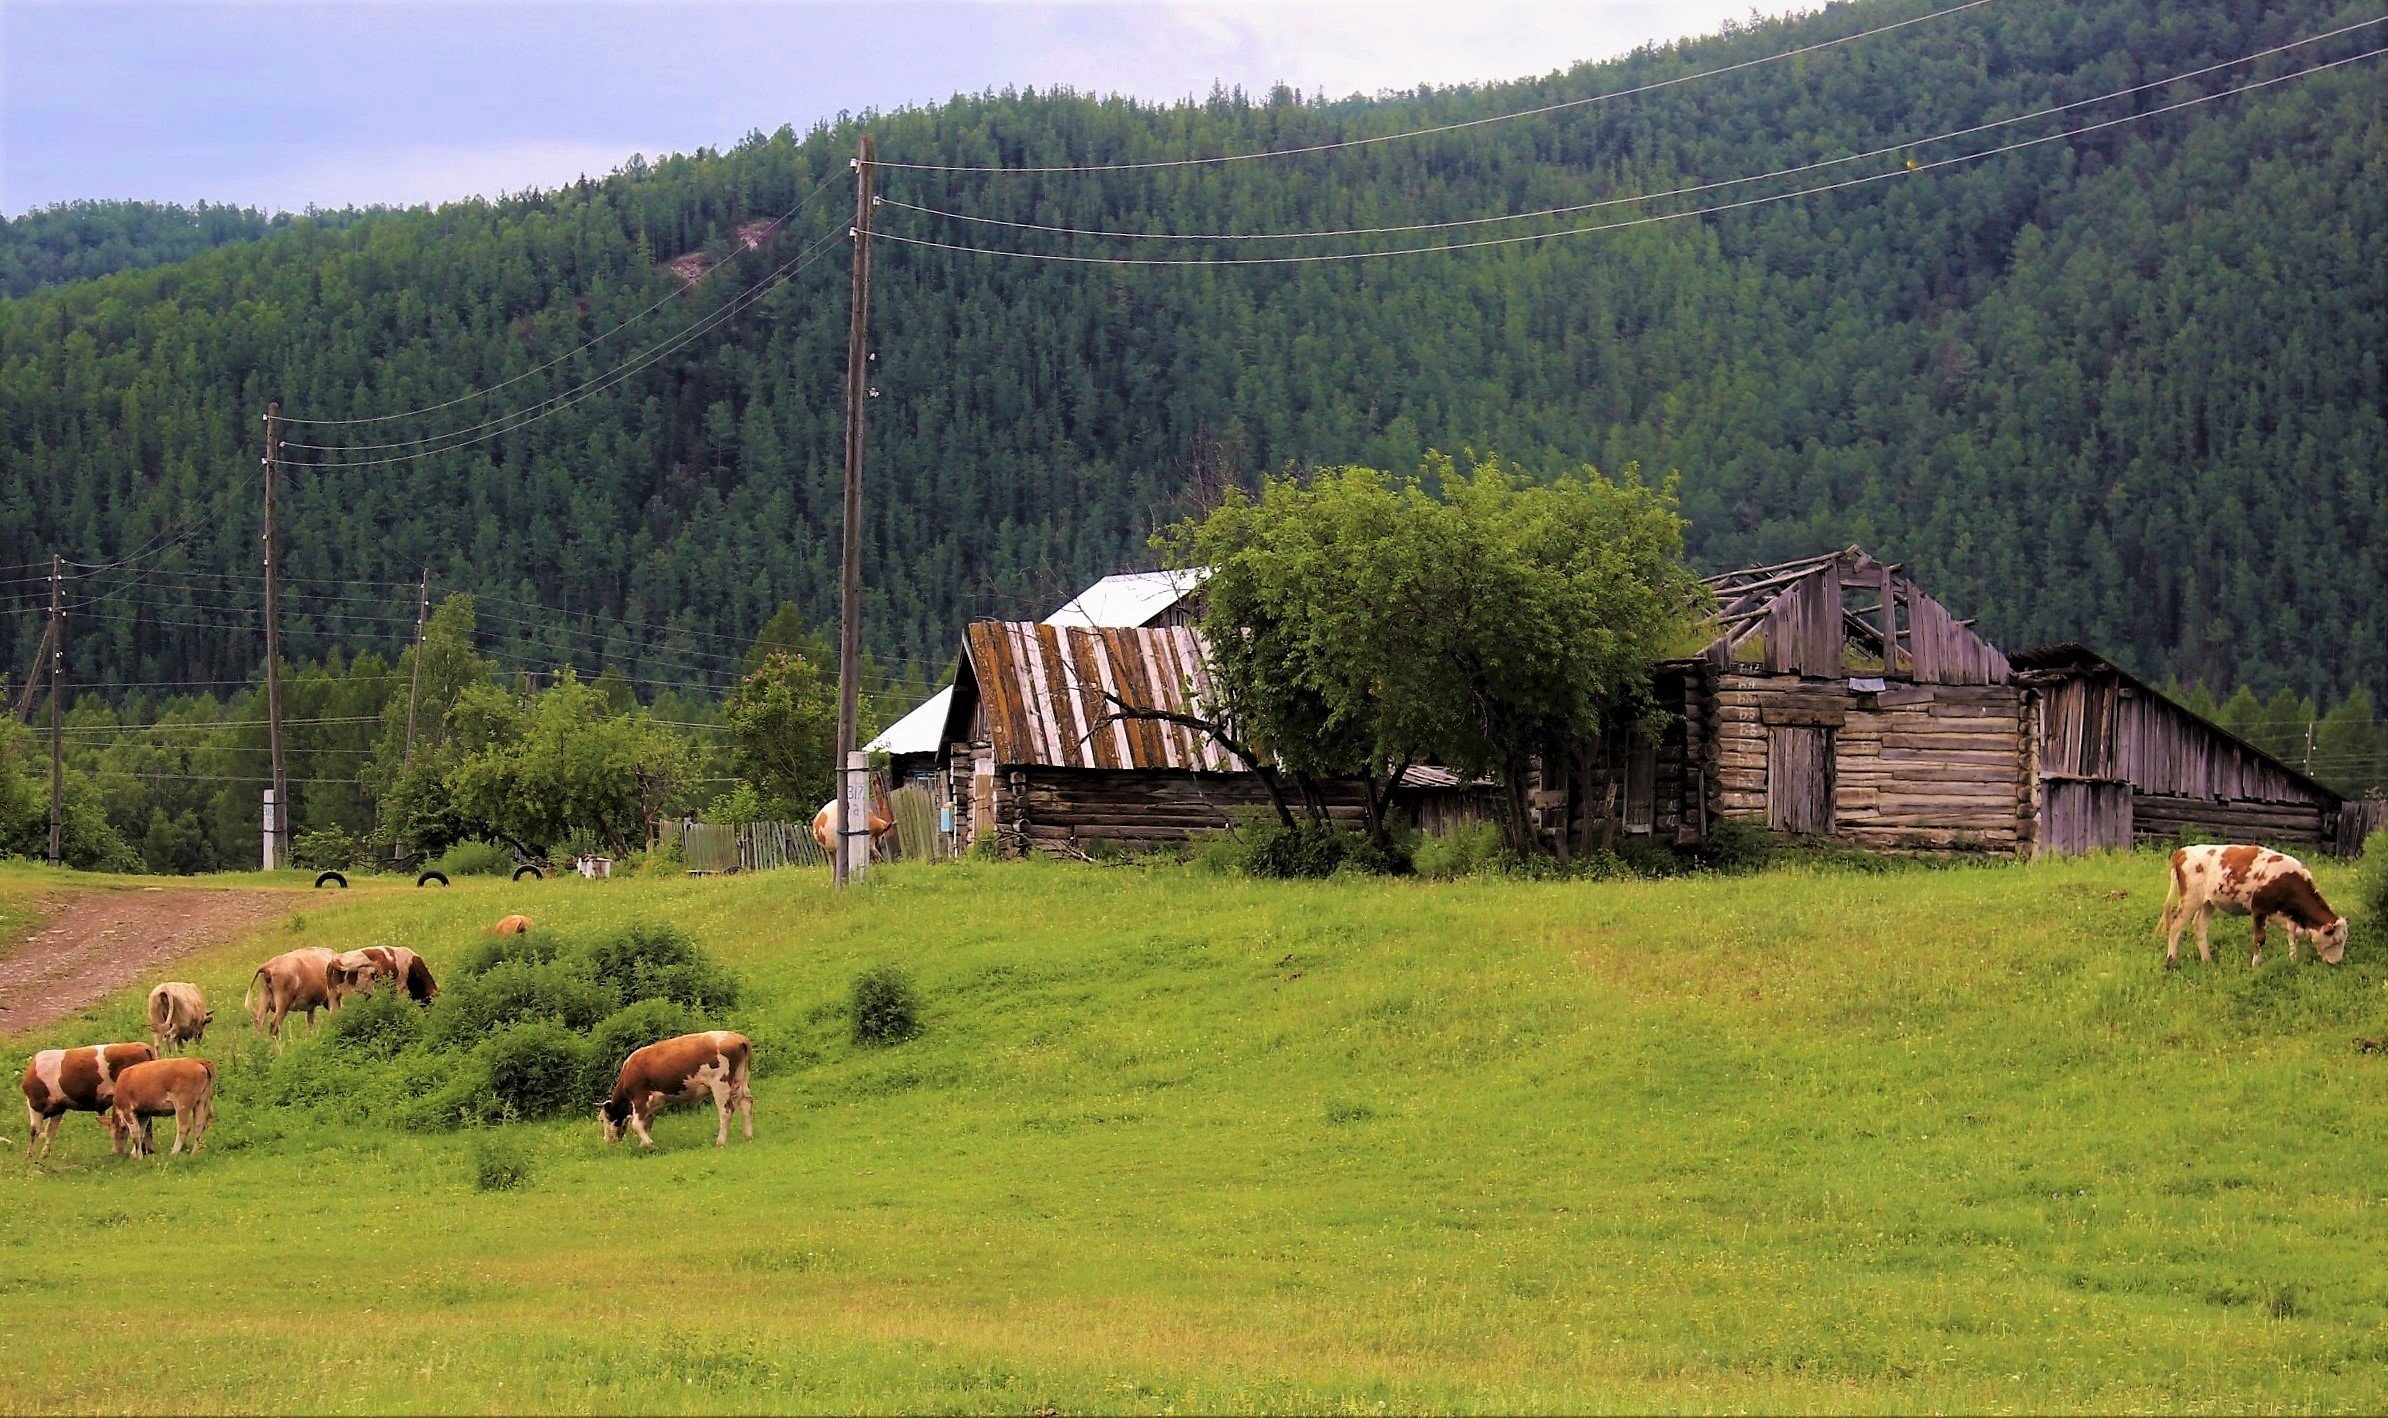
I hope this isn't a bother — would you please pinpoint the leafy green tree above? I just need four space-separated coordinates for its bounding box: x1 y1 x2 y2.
724 650 837 820
444 677 692 855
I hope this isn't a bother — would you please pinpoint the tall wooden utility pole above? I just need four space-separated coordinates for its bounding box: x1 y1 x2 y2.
391 567 431 861
834 134 876 888
261 402 289 871
46 554 63 867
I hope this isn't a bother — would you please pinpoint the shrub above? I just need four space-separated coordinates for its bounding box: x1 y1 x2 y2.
432 839 515 877
321 987 424 1058
469 1133 535 1192
1702 816 1772 873
586 997 704 1099
2358 826 2388 948
426 960 621 1048
480 1020 592 1119
1413 821 1510 880
1229 815 1397 879
292 824 363 871
578 921 741 1011
850 965 920 1046
455 929 559 978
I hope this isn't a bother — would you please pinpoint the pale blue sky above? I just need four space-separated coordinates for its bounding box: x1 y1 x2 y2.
1 1 1811 215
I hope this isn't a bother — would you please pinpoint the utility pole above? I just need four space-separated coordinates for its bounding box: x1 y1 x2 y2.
46 554 63 868
402 567 430 765
261 402 289 871
835 133 876 888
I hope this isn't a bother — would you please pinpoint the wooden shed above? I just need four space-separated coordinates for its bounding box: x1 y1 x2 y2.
941 620 1374 855
2009 643 2353 854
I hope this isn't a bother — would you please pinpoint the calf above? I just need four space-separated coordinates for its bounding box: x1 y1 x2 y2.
20 1042 157 1160
244 947 339 1047
493 914 535 938
328 946 439 1005
146 982 212 1054
2159 844 2350 968
598 1031 753 1150
107 1057 215 1158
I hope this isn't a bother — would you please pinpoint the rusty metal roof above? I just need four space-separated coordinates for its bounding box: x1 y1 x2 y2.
952 621 1240 772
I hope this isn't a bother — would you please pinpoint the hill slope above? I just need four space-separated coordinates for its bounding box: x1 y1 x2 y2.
0 0 2379 702
2 854 2385 1409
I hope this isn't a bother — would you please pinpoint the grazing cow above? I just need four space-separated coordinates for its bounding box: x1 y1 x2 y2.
598 1031 753 1150
2159 844 2350 969
107 1058 215 1158
20 1042 157 1160
810 795 895 859
329 946 439 1005
146 982 212 1055
244 947 340 1046
493 914 535 937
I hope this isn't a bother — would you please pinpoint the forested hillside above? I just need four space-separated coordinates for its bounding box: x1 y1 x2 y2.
1 0 2380 718
0 200 296 298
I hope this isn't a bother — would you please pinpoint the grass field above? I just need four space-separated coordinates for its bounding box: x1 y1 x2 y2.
3 850 2385 1413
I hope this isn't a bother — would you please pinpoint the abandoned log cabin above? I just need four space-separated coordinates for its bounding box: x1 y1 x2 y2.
1564 547 2359 856
942 619 1375 855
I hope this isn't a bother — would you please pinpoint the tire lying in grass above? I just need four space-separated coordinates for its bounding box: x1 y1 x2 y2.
512 865 544 882
416 870 450 888
313 870 348 889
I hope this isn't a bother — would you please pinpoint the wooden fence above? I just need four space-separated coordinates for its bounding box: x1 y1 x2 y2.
676 783 952 875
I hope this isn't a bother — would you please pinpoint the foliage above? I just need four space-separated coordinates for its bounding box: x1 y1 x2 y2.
1411 822 1513 881
586 997 705 1099
0 199 283 298
725 650 837 821
1173 454 1701 848
2358 828 2388 950
430 839 515 878
849 964 920 1046
1224 816 1402 880
321 987 425 1058
291 824 363 871
444 676 692 854
480 1021 592 1119
468 1132 536 1192
579 920 742 1012
0 721 138 870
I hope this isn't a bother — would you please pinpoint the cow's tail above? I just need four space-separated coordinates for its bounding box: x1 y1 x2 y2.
2156 851 2185 942
145 984 167 1033
242 969 268 1029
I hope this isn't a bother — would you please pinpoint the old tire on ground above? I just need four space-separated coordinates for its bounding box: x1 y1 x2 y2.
313 870 348 889
416 869 450 888
512 864 544 882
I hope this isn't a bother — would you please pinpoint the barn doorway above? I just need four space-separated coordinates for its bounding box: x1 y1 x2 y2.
1767 726 1835 835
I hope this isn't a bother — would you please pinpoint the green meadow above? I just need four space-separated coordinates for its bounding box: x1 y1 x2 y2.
2 851 2385 1413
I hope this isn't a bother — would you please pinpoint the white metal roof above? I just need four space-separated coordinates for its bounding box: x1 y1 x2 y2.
863 685 953 757
1041 568 1208 629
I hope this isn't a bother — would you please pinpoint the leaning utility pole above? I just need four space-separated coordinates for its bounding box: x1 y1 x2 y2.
834 134 876 888
402 567 431 765
46 554 63 867
261 402 289 871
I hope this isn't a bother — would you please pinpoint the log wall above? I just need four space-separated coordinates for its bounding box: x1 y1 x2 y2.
1711 672 2028 852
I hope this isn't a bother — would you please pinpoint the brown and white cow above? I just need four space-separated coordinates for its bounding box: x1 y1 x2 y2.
328 946 439 1006
107 1057 215 1158
2159 844 2350 969
493 914 535 938
146 982 212 1055
20 1042 157 1159
598 1031 753 1150
244 947 340 1046
810 795 894 859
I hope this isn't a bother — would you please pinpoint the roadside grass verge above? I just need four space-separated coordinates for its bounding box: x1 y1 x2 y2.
2 851 2384 1411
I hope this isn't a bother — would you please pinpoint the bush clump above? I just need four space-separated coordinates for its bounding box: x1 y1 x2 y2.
321 986 424 1058
469 1132 535 1192
582 921 742 1011
2357 824 2388 949
1412 821 1510 879
851 965 921 1046
431 839 516 877
292 824 364 871
1199 812 1405 879
455 929 560 977
427 960 621 1048
480 1021 591 1119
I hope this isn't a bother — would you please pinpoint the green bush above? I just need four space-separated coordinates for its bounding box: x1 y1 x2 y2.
454 929 559 978
321 987 424 1058
579 921 741 1011
425 960 622 1048
586 997 704 1099
469 1133 535 1192
1412 821 1510 879
2357 825 2388 948
851 965 920 1046
1701 816 1773 873
431 839 515 877
292 824 363 871
1224 814 1401 879
480 1021 591 1119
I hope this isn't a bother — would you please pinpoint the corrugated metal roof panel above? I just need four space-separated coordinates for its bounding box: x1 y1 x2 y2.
963 621 1237 771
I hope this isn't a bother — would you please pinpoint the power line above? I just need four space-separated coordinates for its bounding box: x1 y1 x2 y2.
873 47 2387 267
278 223 849 465
875 0 2001 174
884 18 2388 243
280 168 846 428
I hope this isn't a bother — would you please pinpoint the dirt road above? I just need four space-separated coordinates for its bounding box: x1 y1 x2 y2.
0 888 297 1034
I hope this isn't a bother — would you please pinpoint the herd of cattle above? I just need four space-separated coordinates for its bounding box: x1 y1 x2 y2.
7 843 2362 1166
20 915 756 1161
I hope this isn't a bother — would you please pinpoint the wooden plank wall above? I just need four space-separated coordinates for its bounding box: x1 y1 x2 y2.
1567 664 1705 846
1015 768 1371 854
1712 672 2027 851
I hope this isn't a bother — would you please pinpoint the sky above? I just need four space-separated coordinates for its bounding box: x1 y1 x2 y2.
0 1 1814 215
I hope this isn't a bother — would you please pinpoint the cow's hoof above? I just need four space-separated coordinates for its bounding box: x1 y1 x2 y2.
2163 958 2179 971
